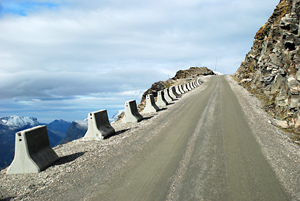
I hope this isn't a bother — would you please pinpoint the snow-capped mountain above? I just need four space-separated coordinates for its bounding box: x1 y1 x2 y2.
57 118 88 145
74 118 88 128
46 119 71 138
0 115 39 129
109 110 124 123
0 115 69 169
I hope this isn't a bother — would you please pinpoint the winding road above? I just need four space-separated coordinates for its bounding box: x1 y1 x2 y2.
89 75 289 201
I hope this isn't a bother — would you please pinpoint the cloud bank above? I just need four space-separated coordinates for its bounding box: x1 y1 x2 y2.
0 0 279 122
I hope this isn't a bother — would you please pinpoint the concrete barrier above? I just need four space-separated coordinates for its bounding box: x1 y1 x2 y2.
175 85 182 95
123 100 143 123
164 88 174 103
191 82 196 89
183 84 189 92
143 94 159 113
7 125 58 174
192 82 196 89
171 86 181 98
190 82 194 89
156 91 168 108
191 81 195 88
187 83 192 91
169 87 178 99
83 109 115 140
197 78 201 86
179 85 185 94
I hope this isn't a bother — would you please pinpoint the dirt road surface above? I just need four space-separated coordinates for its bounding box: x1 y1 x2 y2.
1 75 299 201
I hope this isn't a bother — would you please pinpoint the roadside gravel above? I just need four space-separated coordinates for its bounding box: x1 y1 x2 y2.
227 75 300 200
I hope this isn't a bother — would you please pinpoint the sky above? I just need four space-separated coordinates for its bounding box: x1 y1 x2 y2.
0 0 279 123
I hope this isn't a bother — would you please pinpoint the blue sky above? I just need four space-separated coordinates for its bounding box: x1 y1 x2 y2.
0 0 279 123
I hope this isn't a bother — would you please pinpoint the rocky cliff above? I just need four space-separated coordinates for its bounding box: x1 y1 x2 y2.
235 0 300 136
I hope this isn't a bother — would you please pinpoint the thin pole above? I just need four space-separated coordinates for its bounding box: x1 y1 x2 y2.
214 57 218 71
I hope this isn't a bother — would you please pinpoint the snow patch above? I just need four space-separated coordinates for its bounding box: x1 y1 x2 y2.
0 115 39 128
110 110 124 123
74 118 88 128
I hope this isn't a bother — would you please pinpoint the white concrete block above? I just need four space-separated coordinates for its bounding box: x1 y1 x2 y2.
187 83 192 91
123 100 143 123
83 109 115 141
179 85 185 94
7 125 58 174
171 86 181 98
156 91 168 108
164 89 173 103
183 84 189 92
168 87 178 99
143 94 159 113
175 85 182 95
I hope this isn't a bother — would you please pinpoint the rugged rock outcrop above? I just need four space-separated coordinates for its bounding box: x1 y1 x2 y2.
174 67 215 79
141 67 214 103
235 0 300 134
141 81 167 102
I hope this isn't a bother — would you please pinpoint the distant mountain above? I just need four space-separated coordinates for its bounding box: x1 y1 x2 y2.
0 116 68 170
57 118 88 145
0 115 39 129
57 110 123 145
109 110 124 123
45 119 71 139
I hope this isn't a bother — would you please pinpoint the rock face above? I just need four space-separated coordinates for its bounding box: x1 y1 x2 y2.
235 0 300 131
174 67 215 79
141 81 167 102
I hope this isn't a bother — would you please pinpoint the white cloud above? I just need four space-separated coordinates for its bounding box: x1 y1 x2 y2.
0 0 280 121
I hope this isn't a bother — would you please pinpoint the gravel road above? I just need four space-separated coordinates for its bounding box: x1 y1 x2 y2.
1 75 300 201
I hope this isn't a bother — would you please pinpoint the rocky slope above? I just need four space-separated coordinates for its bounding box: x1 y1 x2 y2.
234 0 300 139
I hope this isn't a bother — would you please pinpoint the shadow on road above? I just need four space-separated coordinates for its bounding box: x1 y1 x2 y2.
105 129 130 139
141 116 153 121
53 152 86 166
